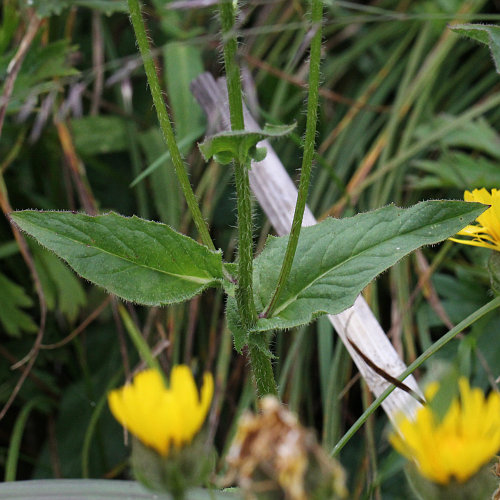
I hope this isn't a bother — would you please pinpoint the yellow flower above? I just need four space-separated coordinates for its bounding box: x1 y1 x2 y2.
108 366 213 456
450 188 500 251
390 378 500 485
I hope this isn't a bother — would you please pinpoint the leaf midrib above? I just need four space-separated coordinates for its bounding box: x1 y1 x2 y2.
22 219 217 285
270 208 475 317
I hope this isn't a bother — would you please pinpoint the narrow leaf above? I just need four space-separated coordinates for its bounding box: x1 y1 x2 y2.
450 24 500 74
72 116 128 155
31 0 127 17
198 123 296 164
410 152 500 190
252 201 486 332
10 211 223 306
0 479 238 499
0 273 37 337
33 245 86 323
164 42 205 141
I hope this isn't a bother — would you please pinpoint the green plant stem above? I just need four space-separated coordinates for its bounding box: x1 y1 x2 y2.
331 294 500 457
5 396 48 481
234 158 257 327
263 0 323 318
219 2 245 130
218 1 254 327
218 0 276 396
249 339 278 396
118 303 160 372
127 0 214 251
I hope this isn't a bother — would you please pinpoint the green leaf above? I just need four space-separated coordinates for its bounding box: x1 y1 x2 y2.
6 40 79 98
0 2 20 54
251 201 486 332
138 128 183 227
28 0 127 17
0 273 37 337
226 296 276 356
164 42 205 142
415 116 500 159
33 245 86 323
10 211 223 306
0 479 238 499
72 116 128 155
410 152 500 190
450 23 500 74
198 123 296 165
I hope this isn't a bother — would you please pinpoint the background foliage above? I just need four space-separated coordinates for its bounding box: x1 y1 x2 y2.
1 1 499 498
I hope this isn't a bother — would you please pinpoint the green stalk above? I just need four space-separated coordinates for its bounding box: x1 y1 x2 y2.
219 0 276 396
218 1 254 327
219 1 244 131
118 304 160 372
127 0 214 251
263 0 323 318
249 340 278 396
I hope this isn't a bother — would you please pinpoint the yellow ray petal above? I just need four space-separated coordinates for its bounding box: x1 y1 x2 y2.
108 366 213 456
390 378 500 485
451 189 500 251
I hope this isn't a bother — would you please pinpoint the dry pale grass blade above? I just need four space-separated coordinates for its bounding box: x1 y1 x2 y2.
191 73 423 423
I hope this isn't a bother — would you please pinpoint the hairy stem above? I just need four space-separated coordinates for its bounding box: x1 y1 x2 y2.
263 0 323 318
219 0 277 396
249 340 277 396
127 0 214 251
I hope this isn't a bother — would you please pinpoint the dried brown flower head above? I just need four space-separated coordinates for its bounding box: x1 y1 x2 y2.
225 396 347 500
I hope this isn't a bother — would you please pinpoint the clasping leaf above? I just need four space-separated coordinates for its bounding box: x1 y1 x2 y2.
250 200 486 333
198 123 296 165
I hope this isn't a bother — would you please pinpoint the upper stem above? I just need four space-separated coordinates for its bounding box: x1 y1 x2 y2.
234 158 258 330
263 0 323 318
219 0 277 396
218 0 256 329
219 2 245 130
127 0 215 251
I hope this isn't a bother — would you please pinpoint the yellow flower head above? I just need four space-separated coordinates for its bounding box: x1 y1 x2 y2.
450 188 500 251
390 378 500 485
108 366 213 456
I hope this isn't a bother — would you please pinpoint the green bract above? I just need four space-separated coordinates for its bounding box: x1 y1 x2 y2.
10 211 224 306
